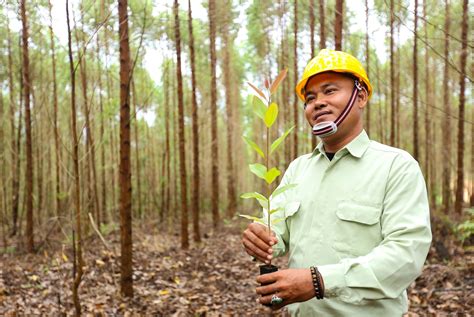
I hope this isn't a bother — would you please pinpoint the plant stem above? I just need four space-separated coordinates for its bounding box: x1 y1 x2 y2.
266 107 271 266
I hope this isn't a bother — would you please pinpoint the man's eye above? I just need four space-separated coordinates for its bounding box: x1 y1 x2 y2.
305 96 314 103
325 88 335 94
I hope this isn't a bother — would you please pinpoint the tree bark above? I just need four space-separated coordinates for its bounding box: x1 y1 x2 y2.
454 0 468 215
188 0 201 242
96 22 106 227
173 0 189 249
20 0 34 253
66 0 84 313
293 0 298 159
413 0 419 161
423 0 432 204
442 0 451 214
319 0 326 50
6 18 20 236
48 0 62 220
334 0 343 50
118 0 133 297
209 0 220 229
365 0 370 136
389 0 395 146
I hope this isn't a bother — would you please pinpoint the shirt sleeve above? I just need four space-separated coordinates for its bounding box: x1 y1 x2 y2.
318 154 432 304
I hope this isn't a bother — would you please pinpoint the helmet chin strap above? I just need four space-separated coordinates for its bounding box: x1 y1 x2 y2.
312 80 362 138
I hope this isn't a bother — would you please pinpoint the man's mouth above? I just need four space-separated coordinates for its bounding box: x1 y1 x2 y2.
313 111 332 122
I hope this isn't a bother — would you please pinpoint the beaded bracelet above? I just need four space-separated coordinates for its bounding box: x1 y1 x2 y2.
310 266 324 300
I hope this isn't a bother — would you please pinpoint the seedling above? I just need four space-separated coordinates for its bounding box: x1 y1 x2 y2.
240 69 295 270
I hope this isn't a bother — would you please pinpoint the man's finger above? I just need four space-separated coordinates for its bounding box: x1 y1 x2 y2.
256 271 278 284
242 238 271 263
249 223 278 245
245 229 273 255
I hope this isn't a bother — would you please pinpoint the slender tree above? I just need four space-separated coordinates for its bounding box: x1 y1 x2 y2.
173 0 189 249
365 0 370 135
187 0 201 242
118 0 133 297
293 0 298 158
7 17 20 236
222 2 237 219
454 0 468 215
389 0 395 146
334 0 343 50
66 0 84 313
310 0 317 149
20 0 34 253
442 0 451 214
413 0 419 161
48 0 62 219
209 0 220 228
319 0 326 50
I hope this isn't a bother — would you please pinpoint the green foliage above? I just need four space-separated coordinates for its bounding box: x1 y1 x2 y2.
455 208 474 245
242 136 265 159
240 69 294 234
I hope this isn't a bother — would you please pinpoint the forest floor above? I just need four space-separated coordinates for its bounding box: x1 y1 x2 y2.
0 218 472 316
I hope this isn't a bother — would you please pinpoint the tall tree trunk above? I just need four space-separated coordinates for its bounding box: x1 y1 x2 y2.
48 0 62 219
423 0 432 204
310 0 317 150
389 0 395 146
293 0 298 158
442 0 451 214
21 0 34 253
209 0 220 229
319 0 326 50
188 0 201 242
66 0 84 313
413 0 419 161
174 0 189 249
334 0 343 50
222 6 237 220
454 0 468 215
131 81 142 219
96 25 106 227
118 0 133 297
365 0 370 135
161 64 171 223
7 18 20 236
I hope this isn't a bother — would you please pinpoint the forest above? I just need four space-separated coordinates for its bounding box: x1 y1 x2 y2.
0 0 472 315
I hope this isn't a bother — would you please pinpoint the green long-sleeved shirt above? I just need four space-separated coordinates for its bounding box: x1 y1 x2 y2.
270 130 432 316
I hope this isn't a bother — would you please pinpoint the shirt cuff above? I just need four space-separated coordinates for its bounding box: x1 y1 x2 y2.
317 263 348 298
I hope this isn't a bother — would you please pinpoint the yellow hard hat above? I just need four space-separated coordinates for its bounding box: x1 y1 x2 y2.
295 49 373 101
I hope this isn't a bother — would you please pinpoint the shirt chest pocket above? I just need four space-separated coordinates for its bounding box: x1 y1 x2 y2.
333 200 383 256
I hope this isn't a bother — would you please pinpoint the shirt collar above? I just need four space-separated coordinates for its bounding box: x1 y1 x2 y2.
311 130 370 159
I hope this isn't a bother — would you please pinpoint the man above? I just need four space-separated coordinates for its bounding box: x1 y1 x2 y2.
242 49 432 316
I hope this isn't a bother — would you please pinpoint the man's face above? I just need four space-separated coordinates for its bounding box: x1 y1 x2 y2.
303 72 366 134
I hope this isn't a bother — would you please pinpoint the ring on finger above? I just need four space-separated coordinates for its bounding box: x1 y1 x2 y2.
270 294 283 305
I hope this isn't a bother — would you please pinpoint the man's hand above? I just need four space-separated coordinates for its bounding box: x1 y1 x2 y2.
256 268 315 310
242 223 278 263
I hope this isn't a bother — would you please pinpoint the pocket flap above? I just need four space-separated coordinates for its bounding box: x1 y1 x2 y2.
336 201 381 225
284 201 301 218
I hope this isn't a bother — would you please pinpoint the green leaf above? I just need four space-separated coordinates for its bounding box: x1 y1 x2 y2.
271 218 285 225
247 82 267 101
270 126 295 154
249 163 267 180
239 214 266 224
264 167 281 184
240 192 268 209
270 69 288 94
269 208 280 215
264 102 278 128
271 184 297 198
242 136 265 159
252 96 267 120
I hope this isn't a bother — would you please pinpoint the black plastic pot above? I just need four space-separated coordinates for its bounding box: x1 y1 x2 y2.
259 264 278 307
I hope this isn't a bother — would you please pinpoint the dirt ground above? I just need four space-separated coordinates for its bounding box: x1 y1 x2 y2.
0 219 472 316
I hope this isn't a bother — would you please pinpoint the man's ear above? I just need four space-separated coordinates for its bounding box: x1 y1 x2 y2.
357 88 369 109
